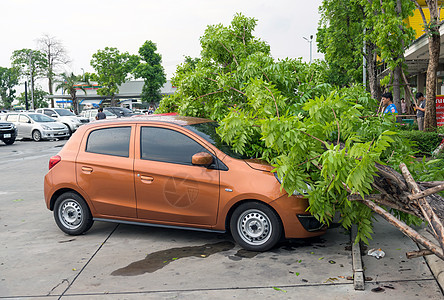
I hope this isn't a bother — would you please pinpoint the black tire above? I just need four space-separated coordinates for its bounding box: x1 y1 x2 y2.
53 192 94 235
65 125 72 136
230 202 282 251
32 130 42 142
3 137 15 145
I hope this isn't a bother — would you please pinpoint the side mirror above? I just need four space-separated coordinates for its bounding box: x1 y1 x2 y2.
192 152 214 167
51 114 57 117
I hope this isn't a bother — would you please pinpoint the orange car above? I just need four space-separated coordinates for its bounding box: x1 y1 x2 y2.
44 115 325 251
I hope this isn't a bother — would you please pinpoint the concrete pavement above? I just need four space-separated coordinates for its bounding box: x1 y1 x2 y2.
0 140 443 299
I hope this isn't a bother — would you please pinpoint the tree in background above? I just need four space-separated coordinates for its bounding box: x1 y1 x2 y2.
37 34 70 107
318 0 416 110
11 49 47 110
317 0 368 86
16 86 49 109
55 73 86 114
0 67 19 109
90 47 138 106
411 0 440 130
132 40 166 106
361 0 416 112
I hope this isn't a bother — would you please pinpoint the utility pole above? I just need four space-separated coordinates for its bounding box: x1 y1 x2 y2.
24 81 29 111
303 35 313 63
29 50 34 110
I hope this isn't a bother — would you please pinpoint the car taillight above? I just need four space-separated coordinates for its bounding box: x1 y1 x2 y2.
49 155 61 170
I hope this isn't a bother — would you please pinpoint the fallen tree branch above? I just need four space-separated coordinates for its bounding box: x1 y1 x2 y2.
347 194 422 218
408 183 444 201
406 249 434 259
400 163 444 251
361 199 444 260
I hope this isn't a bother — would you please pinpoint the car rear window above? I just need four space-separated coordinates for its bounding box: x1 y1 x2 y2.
140 127 206 165
86 127 131 157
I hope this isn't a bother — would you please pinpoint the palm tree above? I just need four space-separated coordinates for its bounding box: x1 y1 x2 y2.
55 73 86 114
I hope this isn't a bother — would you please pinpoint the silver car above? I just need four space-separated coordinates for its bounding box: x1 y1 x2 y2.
79 109 118 122
4 112 69 141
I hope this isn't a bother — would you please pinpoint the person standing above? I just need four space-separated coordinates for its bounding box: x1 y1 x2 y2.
95 107 106 120
415 92 426 131
381 92 398 114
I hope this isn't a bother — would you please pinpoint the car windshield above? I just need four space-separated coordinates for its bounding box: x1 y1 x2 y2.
54 109 75 116
185 122 249 159
104 110 116 116
28 114 55 122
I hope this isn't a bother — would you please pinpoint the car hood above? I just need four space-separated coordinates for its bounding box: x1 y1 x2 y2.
60 116 81 122
243 158 274 172
41 122 67 129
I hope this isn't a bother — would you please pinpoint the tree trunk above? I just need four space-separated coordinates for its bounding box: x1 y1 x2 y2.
48 76 54 108
424 0 439 131
393 65 401 111
366 42 379 100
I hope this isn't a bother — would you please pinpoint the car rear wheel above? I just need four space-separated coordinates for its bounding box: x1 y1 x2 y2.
230 202 282 251
54 192 93 235
32 130 42 142
3 137 15 145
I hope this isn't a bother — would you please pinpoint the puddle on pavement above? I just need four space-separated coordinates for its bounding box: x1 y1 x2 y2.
111 241 234 276
228 249 260 261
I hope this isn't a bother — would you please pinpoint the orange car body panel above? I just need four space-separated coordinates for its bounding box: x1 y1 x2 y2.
44 116 325 239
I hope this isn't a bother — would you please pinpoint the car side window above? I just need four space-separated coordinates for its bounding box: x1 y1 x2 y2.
19 115 30 123
43 109 54 116
141 127 207 165
6 114 18 122
86 127 131 157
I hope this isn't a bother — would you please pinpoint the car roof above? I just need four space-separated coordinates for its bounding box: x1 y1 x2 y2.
95 115 214 126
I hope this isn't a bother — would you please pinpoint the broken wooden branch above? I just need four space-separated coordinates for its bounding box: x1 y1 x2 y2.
400 163 444 251
406 249 434 259
408 183 444 201
361 199 444 260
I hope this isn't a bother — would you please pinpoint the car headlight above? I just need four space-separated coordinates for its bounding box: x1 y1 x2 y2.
274 173 312 195
41 125 51 130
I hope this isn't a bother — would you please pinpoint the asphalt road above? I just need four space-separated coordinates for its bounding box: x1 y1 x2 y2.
0 138 443 299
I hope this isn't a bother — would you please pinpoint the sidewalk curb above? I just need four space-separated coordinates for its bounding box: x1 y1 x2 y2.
351 225 365 290
417 228 444 292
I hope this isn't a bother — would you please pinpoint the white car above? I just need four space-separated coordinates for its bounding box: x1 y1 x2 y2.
35 108 85 135
79 109 118 122
4 112 69 141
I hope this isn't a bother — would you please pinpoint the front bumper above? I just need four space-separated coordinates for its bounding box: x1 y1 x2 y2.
41 129 70 139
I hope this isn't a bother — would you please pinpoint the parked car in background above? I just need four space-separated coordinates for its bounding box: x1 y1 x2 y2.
104 107 136 117
4 112 69 141
0 120 17 145
79 109 118 122
35 108 86 135
44 115 325 251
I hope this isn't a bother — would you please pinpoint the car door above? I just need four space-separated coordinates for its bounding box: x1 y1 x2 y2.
134 125 220 226
18 114 33 138
76 125 137 218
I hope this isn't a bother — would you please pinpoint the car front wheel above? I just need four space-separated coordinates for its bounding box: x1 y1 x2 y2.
3 137 15 145
230 202 282 251
32 130 42 142
54 192 93 235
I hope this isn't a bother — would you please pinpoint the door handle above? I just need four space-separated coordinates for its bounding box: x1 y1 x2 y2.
81 166 93 174
140 175 154 184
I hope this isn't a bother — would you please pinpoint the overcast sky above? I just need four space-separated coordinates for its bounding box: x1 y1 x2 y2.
1 0 324 83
